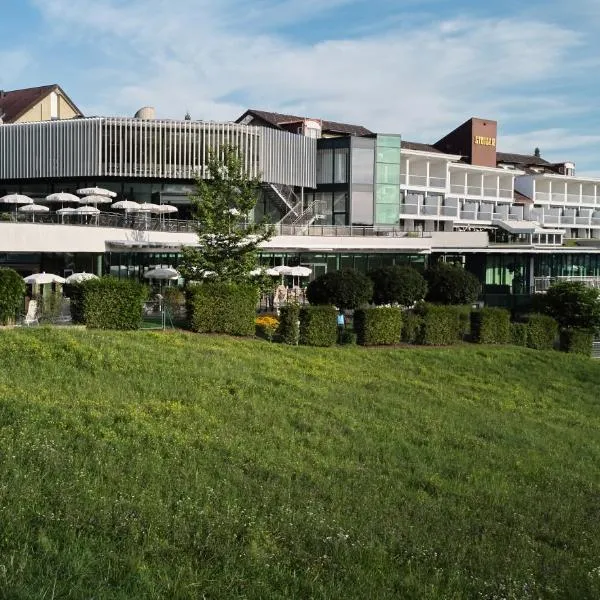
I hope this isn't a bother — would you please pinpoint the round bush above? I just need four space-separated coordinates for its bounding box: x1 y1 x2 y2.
543 281 600 332
306 269 373 310
368 265 427 306
424 263 481 305
0 268 26 325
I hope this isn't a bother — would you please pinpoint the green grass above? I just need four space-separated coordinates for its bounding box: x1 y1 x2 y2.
1 328 600 599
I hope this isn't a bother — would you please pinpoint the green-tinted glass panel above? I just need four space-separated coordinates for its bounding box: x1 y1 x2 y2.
376 146 401 164
376 163 401 185
375 203 399 224
376 184 399 204
377 135 401 148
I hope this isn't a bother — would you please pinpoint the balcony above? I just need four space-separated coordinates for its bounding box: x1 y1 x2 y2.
403 174 447 189
534 276 600 293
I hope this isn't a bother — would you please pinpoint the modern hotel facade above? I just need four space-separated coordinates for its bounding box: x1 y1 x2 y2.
2 84 600 302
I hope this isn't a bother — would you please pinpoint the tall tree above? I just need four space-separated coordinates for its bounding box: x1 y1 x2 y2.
179 145 273 283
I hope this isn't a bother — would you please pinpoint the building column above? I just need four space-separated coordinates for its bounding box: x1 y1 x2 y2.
426 160 430 188
464 172 468 196
496 175 501 198
405 158 410 186
480 173 485 198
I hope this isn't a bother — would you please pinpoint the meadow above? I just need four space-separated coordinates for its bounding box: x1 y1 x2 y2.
1 328 600 599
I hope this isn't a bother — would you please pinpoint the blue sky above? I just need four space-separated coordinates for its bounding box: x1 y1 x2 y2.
1 0 600 173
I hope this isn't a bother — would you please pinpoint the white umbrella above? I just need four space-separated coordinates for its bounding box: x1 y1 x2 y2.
157 205 178 214
77 187 117 198
57 207 77 215
289 266 312 277
1 193 33 204
24 272 66 285
265 267 282 276
249 268 265 277
271 265 294 275
80 195 113 205
144 268 180 280
111 200 140 211
138 203 163 213
18 203 50 222
45 192 80 203
65 272 99 284
75 206 100 215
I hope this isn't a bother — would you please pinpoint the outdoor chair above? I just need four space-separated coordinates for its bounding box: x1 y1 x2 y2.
20 299 39 326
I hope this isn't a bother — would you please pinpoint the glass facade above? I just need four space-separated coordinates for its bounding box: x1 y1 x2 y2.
374 135 402 225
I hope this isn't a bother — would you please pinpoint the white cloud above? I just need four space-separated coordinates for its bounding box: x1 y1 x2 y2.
26 0 600 171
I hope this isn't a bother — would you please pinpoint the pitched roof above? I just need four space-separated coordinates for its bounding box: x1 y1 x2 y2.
401 140 442 153
514 190 533 204
238 109 374 137
496 151 551 167
0 84 82 123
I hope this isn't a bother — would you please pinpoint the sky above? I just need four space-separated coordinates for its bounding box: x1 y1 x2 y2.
1 0 600 173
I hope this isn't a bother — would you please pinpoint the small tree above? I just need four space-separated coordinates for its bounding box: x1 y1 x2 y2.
368 265 427 306
306 269 373 310
179 145 273 283
0 268 25 325
543 281 600 331
424 263 481 305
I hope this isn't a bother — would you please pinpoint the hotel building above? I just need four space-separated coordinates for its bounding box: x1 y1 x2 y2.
2 84 600 304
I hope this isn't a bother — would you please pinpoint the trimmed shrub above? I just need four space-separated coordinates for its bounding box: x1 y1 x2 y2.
354 307 403 346
187 282 258 336
368 266 427 306
510 322 528 347
277 304 300 345
65 283 87 324
0 267 25 325
525 313 558 350
416 304 463 346
401 311 423 344
84 277 148 330
543 281 600 331
299 306 337 347
306 269 373 310
559 329 594 356
424 263 481 305
470 308 511 344
455 304 472 338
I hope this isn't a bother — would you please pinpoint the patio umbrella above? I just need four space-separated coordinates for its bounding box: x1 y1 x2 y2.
289 266 312 277
24 272 66 285
111 200 141 211
265 267 282 276
144 268 180 280
65 272 99 284
75 206 100 215
18 203 50 222
249 268 265 276
138 203 163 213
271 265 294 276
2 193 33 219
45 192 80 204
57 207 76 223
157 205 178 214
80 195 113 205
77 187 117 198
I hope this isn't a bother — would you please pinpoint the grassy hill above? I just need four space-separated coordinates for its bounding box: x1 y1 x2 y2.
1 328 600 599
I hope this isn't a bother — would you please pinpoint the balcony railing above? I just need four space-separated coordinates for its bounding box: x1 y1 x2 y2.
534 276 600 293
274 225 432 238
428 176 446 188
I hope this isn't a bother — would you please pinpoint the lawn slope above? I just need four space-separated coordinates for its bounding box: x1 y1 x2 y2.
1 328 600 599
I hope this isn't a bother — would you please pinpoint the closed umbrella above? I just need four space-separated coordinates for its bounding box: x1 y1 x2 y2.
77 187 117 198
24 272 66 285
65 272 99 284
18 203 50 222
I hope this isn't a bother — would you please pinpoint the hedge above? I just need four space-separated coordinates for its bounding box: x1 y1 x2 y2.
65 283 87 324
299 306 337 347
354 307 403 346
510 322 528 347
187 282 258 336
470 308 511 344
401 311 423 344
416 304 463 346
525 313 558 350
559 329 594 356
0 267 25 325
277 304 300 345
84 277 148 330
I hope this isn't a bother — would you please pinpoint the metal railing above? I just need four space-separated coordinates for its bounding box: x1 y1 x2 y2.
0 211 197 233
533 276 600 292
274 224 432 237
